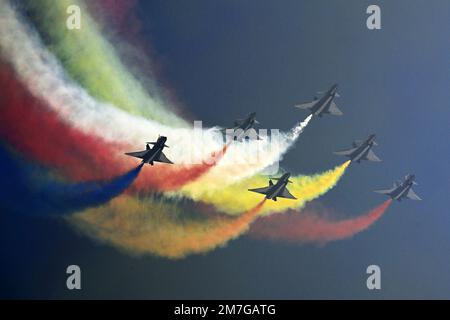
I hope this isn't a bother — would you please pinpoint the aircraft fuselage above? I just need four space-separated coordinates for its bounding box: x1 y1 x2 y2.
391 180 414 201
311 85 338 116
266 174 291 199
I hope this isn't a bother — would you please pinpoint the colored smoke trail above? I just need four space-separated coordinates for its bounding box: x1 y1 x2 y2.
0 56 317 198
184 161 351 215
0 64 227 191
184 114 314 190
133 143 230 191
70 198 266 259
85 0 178 114
0 64 125 181
290 114 313 139
41 164 144 214
20 0 185 125
0 145 143 216
0 0 371 260
249 199 393 244
0 1 305 190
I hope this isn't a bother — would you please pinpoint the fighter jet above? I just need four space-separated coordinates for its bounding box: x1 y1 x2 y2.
295 84 343 117
334 134 381 163
248 173 297 201
125 136 173 165
221 112 261 141
374 174 422 201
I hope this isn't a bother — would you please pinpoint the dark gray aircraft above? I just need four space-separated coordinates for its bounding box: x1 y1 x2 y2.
125 136 173 165
248 173 297 201
374 174 422 201
221 112 261 141
295 84 343 117
334 134 381 163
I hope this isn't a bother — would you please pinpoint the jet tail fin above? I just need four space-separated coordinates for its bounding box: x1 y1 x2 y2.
364 149 382 162
155 151 173 164
279 188 297 199
407 188 422 200
327 101 343 116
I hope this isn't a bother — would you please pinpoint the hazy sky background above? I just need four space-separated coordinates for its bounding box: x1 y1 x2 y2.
1 0 449 299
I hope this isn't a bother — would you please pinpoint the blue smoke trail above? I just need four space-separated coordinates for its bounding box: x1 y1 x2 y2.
0 144 143 216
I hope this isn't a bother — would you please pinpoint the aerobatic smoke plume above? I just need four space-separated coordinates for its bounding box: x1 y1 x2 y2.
70 198 266 259
0 145 143 216
0 0 389 259
249 200 392 244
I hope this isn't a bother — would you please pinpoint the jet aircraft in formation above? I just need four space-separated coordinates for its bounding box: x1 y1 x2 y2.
126 85 420 205
334 134 381 163
375 174 421 201
220 112 261 141
125 136 173 165
295 84 343 117
248 173 297 201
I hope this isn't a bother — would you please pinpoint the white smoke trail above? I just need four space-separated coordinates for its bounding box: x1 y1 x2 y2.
0 1 311 188
290 114 313 139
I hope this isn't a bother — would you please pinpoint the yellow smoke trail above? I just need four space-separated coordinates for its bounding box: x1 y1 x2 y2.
182 161 351 215
68 196 266 259
67 162 349 259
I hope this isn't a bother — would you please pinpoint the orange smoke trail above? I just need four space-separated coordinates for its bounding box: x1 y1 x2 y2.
249 199 392 244
172 198 267 256
71 194 264 259
206 198 267 241
0 65 227 193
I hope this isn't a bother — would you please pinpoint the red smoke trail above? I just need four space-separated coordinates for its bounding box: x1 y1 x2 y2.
0 66 125 181
0 66 225 190
249 199 392 244
197 198 267 247
245 198 267 221
134 143 229 191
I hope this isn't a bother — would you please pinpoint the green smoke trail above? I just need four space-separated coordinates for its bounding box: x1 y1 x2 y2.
20 0 187 127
